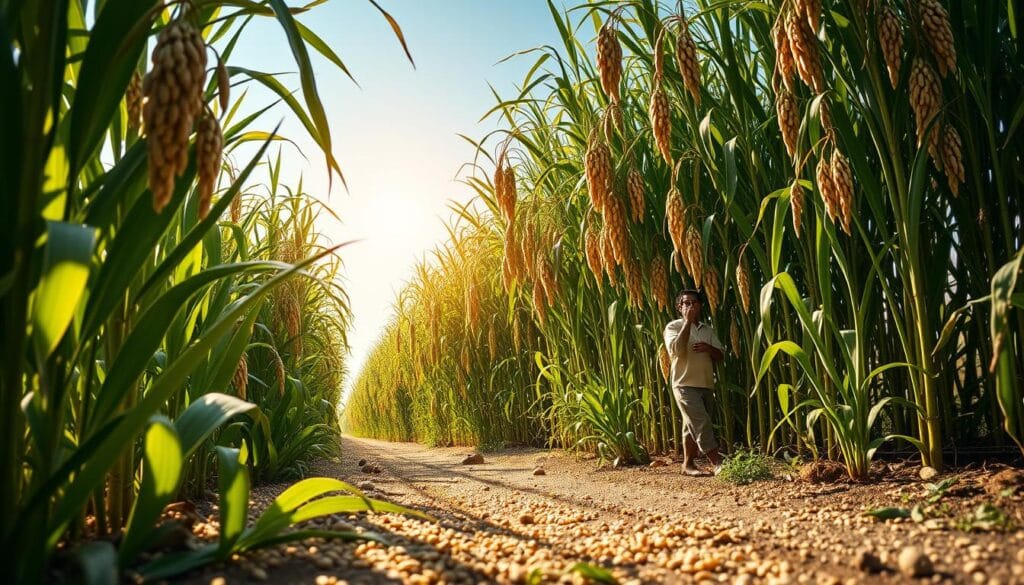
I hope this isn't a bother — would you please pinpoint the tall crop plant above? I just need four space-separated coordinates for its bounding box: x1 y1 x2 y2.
1 0 414 581
346 0 1022 481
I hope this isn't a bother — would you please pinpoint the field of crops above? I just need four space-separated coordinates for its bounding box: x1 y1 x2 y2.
1 0 415 581
344 0 1024 483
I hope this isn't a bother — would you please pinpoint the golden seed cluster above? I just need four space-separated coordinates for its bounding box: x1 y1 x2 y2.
143 18 208 213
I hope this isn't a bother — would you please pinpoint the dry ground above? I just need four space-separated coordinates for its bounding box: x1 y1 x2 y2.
181 436 1024 585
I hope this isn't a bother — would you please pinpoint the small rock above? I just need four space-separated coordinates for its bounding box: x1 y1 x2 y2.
519 513 535 525
533 467 546 476
482 485 490 491
358 481 375 491
360 464 379 474
919 466 939 481
854 550 885 574
898 546 933 578
248 567 268 581
649 459 667 469
462 453 485 465
357 459 367 467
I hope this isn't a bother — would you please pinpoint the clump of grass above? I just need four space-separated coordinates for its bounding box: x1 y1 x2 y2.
716 450 776 485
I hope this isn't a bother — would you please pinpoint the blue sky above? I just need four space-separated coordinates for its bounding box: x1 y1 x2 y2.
228 1 574 396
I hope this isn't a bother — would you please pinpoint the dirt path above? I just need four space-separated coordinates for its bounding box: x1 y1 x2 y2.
187 437 1024 584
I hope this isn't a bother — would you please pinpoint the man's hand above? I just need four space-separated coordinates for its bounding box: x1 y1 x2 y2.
692 342 724 362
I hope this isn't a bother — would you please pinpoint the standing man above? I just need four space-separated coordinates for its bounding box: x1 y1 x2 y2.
663 289 725 476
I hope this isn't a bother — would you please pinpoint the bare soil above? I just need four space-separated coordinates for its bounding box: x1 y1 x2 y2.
181 436 1024 584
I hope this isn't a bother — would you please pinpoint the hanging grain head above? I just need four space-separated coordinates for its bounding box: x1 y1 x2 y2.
787 11 825 93
504 223 522 281
532 282 547 326
703 267 720 315
597 18 623 103
513 313 522 352
650 256 669 312
830 148 854 234
126 71 143 133
584 225 604 288
488 324 497 362
819 96 834 135
461 344 471 374
791 180 805 238
493 157 507 215
230 193 242 223
659 344 671 381
232 353 248 400
878 5 904 88
585 128 613 213
537 251 558 304
666 187 687 259
816 154 839 225
143 17 208 213
797 0 822 33
600 224 619 286
674 19 701 106
730 320 741 356
195 111 223 220
605 192 630 265
941 124 964 196
776 89 800 159
502 163 517 220
919 0 957 77
672 249 686 277
773 15 796 92
627 167 646 223
624 255 643 307
649 79 673 166
736 259 751 313
909 58 942 148
685 225 704 287
273 349 286 396
521 221 537 280
465 280 480 334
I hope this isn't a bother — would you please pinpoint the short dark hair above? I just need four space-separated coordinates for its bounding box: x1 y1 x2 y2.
674 288 703 312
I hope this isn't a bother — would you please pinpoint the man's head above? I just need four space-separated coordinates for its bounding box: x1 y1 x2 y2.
674 288 703 320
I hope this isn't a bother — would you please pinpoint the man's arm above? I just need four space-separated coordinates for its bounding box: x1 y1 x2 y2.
693 328 726 362
665 319 692 358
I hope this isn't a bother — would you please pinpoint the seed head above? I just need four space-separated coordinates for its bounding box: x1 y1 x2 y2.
623 255 643 307
597 20 623 103
941 124 964 196
878 5 904 88
797 0 822 33
685 225 704 287
649 79 673 166
773 16 796 92
736 260 751 313
196 111 223 219
488 325 497 362
787 12 825 93
627 167 646 223
600 225 619 286
532 282 547 326
126 71 143 133
650 256 669 312
666 187 687 260
585 129 613 213
703 268 720 315
816 154 838 225
909 58 942 148
143 17 207 214
791 180 805 238
919 0 957 77
776 89 800 159
232 353 248 400
674 20 701 106
584 226 604 288
830 148 854 234
605 193 630 265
